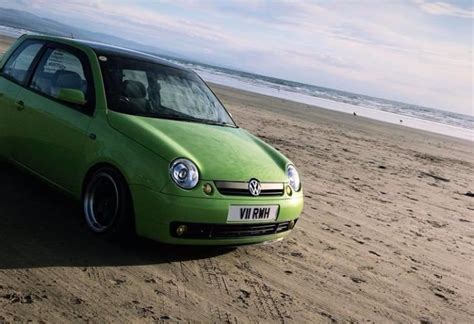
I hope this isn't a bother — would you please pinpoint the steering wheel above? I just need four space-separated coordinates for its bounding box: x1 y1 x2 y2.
119 95 130 104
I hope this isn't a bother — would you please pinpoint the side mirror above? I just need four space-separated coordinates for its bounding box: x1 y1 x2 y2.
56 88 86 106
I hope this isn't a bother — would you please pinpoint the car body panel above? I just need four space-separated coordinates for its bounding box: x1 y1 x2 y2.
0 78 23 157
130 184 303 244
107 111 289 182
0 34 304 245
82 112 170 194
11 88 92 191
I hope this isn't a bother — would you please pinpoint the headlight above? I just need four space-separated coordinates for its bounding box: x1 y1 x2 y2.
287 165 301 192
170 158 199 189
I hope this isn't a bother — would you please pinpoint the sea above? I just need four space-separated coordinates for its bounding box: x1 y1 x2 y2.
163 58 474 141
1 25 473 141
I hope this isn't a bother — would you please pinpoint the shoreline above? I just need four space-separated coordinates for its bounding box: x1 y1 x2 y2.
209 82 473 145
0 33 472 142
203 75 473 142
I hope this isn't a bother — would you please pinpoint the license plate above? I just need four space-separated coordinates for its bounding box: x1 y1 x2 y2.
227 205 279 223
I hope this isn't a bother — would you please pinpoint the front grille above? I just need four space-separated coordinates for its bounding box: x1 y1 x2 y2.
214 181 284 196
170 220 297 239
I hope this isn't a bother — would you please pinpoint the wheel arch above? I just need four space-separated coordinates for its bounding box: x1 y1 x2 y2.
81 161 131 198
82 161 138 237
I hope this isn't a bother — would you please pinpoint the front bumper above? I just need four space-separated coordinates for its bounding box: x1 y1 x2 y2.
130 184 304 245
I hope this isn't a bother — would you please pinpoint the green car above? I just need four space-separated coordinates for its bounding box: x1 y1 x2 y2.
0 35 303 245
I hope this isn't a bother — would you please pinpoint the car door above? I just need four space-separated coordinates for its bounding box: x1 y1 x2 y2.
0 40 44 158
12 43 95 193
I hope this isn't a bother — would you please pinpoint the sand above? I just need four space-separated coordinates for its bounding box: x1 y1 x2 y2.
0 34 14 56
1 35 473 323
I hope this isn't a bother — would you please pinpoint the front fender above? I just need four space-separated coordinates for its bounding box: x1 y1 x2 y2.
76 111 170 198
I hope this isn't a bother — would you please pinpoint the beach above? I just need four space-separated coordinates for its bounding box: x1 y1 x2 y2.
1 35 473 322
0 34 13 55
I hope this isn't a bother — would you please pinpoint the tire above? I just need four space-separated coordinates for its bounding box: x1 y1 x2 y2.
82 166 135 240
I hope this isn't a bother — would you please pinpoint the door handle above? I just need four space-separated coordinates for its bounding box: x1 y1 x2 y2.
15 100 25 111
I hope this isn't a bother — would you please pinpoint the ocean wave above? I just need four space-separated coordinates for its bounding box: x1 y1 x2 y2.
160 56 473 131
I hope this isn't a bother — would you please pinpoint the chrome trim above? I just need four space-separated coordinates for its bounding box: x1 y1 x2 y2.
214 181 284 196
248 179 262 196
169 158 199 189
214 181 284 190
214 181 248 190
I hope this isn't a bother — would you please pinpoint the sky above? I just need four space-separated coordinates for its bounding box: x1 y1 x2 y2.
1 0 473 115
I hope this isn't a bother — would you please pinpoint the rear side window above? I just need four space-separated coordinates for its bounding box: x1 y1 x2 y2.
30 47 92 108
1 41 43 84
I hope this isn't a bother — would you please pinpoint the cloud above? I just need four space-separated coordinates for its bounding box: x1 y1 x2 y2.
414 0 473 18
0 0 471 115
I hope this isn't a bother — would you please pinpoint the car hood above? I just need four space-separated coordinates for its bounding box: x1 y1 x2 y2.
107 112 290 181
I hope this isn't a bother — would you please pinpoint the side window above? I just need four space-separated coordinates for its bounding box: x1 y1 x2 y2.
122 69 149 100
30 47 90 107
119 69 150 113
123 69 149 94
1 41 43 84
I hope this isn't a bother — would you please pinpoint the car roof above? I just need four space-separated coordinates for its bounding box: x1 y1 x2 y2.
22 34 186 71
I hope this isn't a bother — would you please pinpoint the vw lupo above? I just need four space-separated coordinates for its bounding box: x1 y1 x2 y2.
0 35 303 245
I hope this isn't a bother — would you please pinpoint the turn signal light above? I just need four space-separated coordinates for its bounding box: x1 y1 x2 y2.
203 183 213 195
288 220 296 230
286 185 293 196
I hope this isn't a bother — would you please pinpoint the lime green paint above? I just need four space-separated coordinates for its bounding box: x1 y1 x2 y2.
56 88 86 105
0 35 304 245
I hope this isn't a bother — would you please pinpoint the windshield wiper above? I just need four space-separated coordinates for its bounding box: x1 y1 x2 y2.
158 104 236 127
158 112 235 127
136 107 235 127
204 120 236 127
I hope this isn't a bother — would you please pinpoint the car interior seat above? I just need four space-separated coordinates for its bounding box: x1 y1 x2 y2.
121 80 149 114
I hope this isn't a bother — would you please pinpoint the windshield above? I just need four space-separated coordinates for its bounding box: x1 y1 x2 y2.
99 55 236 127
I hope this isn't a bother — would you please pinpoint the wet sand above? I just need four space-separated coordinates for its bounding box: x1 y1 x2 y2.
1 35 473 322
